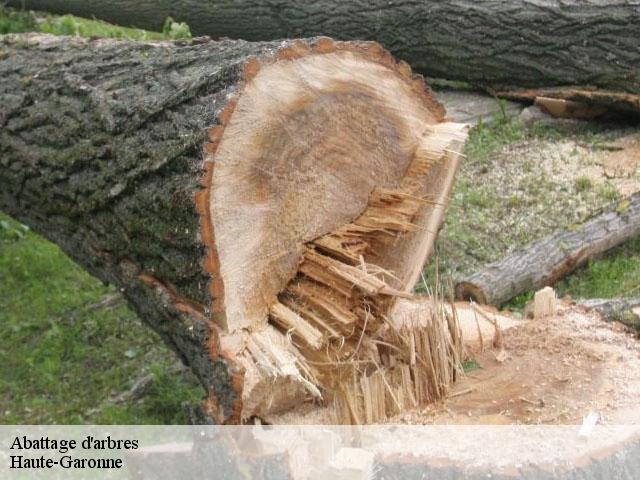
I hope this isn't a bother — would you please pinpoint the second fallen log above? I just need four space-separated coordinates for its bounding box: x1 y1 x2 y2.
9 0 640 101
455 193 640 306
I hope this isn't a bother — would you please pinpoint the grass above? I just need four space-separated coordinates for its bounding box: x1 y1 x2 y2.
464 116 525 168
504 292 535 311
0 6 190 39
574 176 593 193
556 237 640 299
462 359 481 373
0 214 203 424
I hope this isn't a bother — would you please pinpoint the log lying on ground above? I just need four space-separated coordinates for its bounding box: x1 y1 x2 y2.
455 193 640 306
496 87 640 118
8 0 640 113
579 298 640 331
0 33 466 423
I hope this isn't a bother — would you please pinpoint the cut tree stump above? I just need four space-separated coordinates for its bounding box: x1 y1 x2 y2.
455 193 640 306
0 33 466 423
9 0 640 114
533 286 557 319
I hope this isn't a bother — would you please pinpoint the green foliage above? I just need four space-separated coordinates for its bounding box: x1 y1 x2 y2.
141 368 202 424
0 218 28 240
38 14 189 40
0 6 36 33
503 291 534 311
529 121 564 142
556 237 640 299
464 115 525 167
599 182 619 202
462 186 497 209
0 213 202 424
462 359 481 373
161 17 192 39
574 176 593 193
0 6 190 40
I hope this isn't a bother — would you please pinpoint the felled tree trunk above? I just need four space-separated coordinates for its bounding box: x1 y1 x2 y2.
455 193 640 306
579 298 640 331
8 0 640 113
0 33 466 423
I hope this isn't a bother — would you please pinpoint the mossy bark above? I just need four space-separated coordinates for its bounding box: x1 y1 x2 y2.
8 0 640 96
0 33 285 423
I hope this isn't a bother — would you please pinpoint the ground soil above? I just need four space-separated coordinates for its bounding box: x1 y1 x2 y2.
390 302 640 425
269 301 640 426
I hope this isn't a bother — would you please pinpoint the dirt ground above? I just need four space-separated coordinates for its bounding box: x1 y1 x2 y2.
226 301 640 479
390 302 640 425
269 301 640 426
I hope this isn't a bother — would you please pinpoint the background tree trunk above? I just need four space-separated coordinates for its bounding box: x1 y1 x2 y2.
8 0 640 110
455 193 640 306
0 33 464 423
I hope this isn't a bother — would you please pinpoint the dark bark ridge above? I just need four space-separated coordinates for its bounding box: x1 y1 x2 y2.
0 33 285 423
8 0 640 97
455 193 640 306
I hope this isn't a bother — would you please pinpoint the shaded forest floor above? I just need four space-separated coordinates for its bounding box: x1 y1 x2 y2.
1 6 638 423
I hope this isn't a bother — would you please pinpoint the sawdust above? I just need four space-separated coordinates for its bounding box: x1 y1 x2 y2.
537 134 640 197
389 302 640 425
267 301 640 426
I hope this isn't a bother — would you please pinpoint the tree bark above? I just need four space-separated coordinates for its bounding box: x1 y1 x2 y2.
579 298 640 331
8 0 640 110
0 32 283 423
455 193 640 306
0 33 464 423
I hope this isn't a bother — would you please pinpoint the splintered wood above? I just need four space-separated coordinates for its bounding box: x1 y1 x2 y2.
333 298 464 424
250 121 468 424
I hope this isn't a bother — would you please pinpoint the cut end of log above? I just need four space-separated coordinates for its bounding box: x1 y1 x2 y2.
454 282 488 305
206 39 448 333
199 38 468 422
